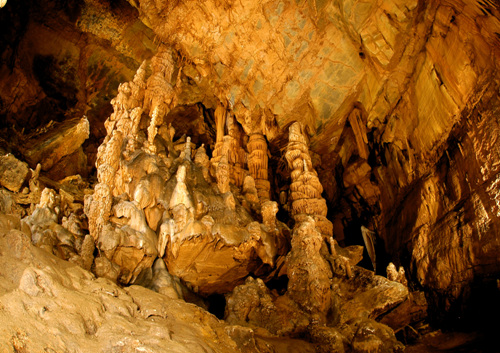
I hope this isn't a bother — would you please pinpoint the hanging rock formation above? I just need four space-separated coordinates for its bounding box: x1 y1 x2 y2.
247 133 271 203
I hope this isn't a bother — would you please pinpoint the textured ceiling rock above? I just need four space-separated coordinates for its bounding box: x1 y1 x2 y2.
128 0 427 147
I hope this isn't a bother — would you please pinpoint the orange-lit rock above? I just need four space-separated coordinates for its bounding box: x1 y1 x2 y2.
1 0 500 350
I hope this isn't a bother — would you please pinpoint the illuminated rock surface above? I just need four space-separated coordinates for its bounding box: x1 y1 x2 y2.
0 0 499 351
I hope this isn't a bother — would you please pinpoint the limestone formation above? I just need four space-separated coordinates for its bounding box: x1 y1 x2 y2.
3 0 500 350
211 115 248 190
361 225 377 272
194 144 211 181
285 217 333 324
387 262 408 287
84 50 287 293
285 122 332 237
247 133 270 202
0 229 320 353
21 187 93 269
225 277 310 336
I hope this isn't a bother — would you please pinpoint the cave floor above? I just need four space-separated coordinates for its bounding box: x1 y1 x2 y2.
405 329 493 353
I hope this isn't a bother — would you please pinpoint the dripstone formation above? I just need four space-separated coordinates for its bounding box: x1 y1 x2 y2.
1 0 499 351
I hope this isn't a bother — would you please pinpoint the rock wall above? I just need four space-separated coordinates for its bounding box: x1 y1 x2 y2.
0 0 156 177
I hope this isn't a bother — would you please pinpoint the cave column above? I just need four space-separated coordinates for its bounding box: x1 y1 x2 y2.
210 104 227 177
144 47 177 154
285 122 333 238
247 133 270 203
210 112 247 189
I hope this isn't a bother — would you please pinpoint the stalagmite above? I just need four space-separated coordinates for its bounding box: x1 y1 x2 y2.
145 48 177 153
285 122 332 237
83 51 287 290
247 133 270 202
170 165 192 208
211 113 247 190
286 217 332 325
216 154 231 194
8 0 500 349
194 144 211 181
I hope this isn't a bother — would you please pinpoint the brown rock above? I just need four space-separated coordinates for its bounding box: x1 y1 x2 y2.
22 117 89 171
286 217 333 325
0 154 30 192
334 266 409 325
225 277 310 336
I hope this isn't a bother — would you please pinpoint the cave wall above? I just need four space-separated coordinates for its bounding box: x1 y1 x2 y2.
0 0 156 154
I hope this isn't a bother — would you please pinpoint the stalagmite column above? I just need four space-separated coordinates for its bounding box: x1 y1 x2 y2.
86 50 173 284
144 47 177 153
210 104 227 175
285 122 333 237
210 110 247 189
215 104 226 145
286 216 332 325
247 133 270 202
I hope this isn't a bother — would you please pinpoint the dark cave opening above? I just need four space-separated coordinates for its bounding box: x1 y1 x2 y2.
206 293 227 320
266 275 289 295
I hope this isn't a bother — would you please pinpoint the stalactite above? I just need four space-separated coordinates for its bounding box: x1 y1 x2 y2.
361 225 377 272
144 47 177 153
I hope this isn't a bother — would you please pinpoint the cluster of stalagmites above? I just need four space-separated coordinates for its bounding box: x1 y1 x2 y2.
0 47 427 352
84 47 289 295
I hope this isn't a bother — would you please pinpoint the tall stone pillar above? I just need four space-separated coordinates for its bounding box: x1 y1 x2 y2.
285 122 333 237
247 133 270 202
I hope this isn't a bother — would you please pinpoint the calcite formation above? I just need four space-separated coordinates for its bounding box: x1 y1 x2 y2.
0 229 322 353
285 121 333 237
1 0 500 350
211 112 248 190
85 49 288 294
247 133 271 202
225 216 410 351
285 217 333 325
